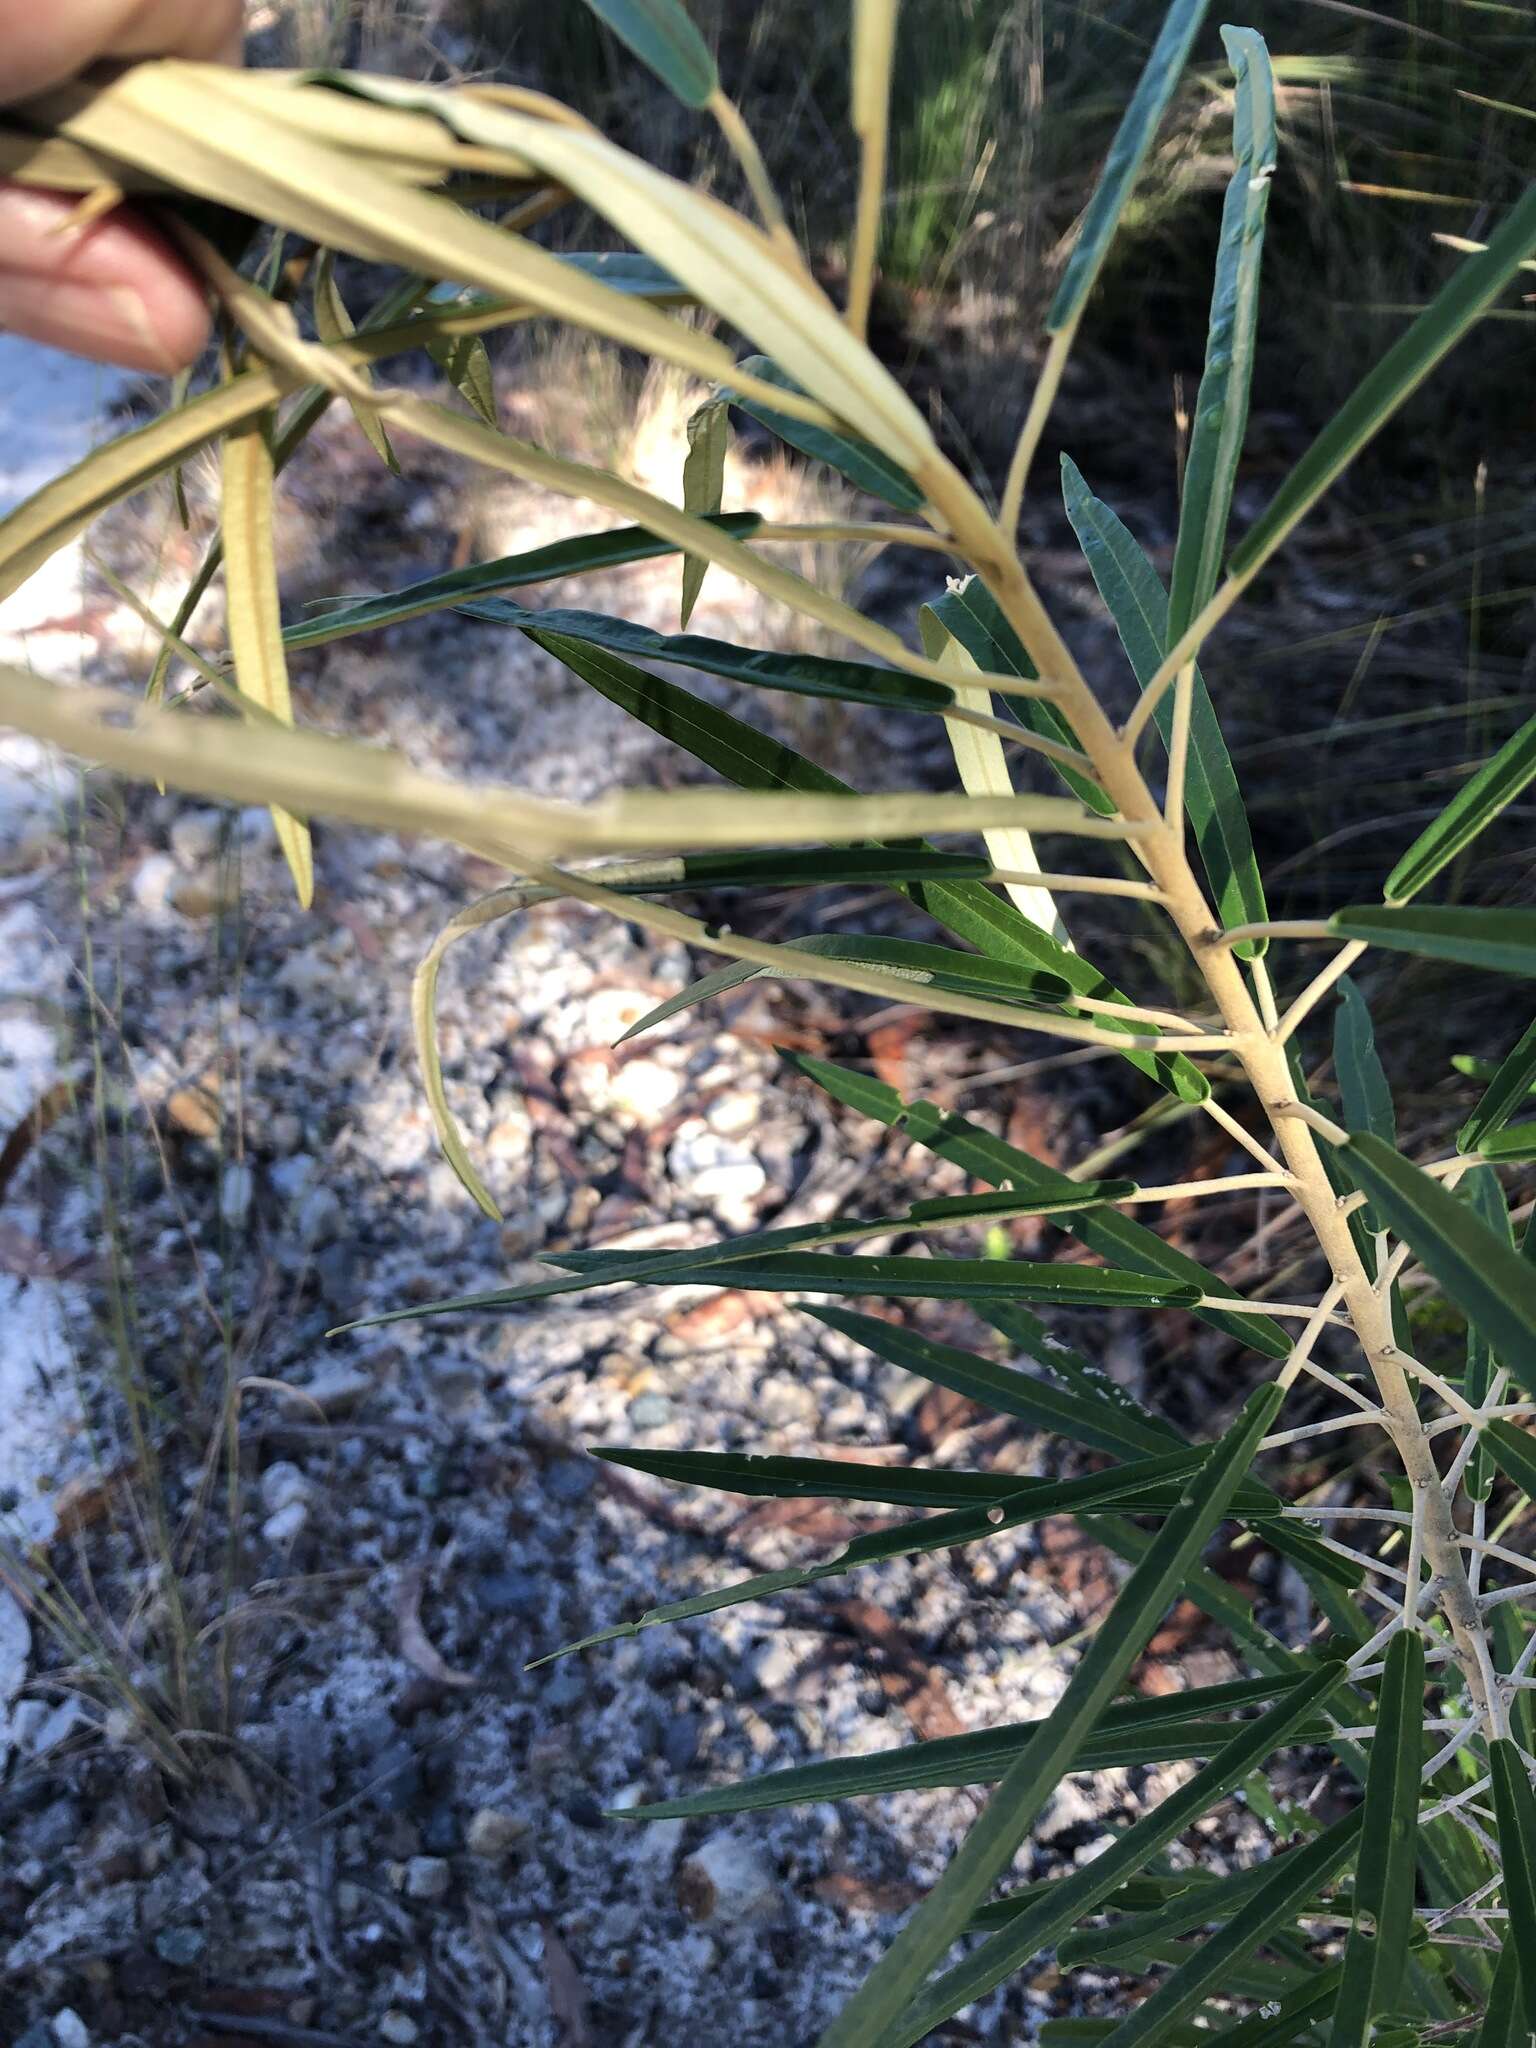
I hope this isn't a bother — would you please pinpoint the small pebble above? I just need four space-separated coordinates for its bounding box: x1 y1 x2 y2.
50 2012 91 2048
154 1925 206 1966
219 1161 254 1229
627 1392 672 1429
380 2013 419 2045
466 1807 527 1859
261 1499 309 1546
403 1855 451 1901
259 1461 310 1515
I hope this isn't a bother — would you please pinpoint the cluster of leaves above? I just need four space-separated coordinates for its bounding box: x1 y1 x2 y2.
2 0 1536 2041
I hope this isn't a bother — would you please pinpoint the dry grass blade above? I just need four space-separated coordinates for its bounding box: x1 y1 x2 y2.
220 415 313 906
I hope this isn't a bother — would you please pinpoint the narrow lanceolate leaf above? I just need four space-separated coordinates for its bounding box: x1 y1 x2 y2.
1062 456 1266 953
1478 1942 1524 2048
1464 1168 1513 1503
1102 1812 1363 2048
883 1640 1343 2048
813 1384 1282 2048
1231 182 1536 583
282 516 761 650
426 329 498 427
1477 1125 1536 1162
680 396 729 624
476 605 961 716
1460 1015 1536 1155
1344 1131 1536 1397
1332 904 1536 977
613 848 993 894
1047 0 1211 330
577 0 717 106
621 1677 1325 1821
541 1250 1203 1307
1217 1964 1345 2048
928 576 1110 814
1058 1854 1287 1968
1166 27 1275 641
1331 1628 1425 2048
312 252 400 472
1334 977 1396 1145
539 1448 1252 1666
1489 1739 1536 2030
920 605 1066 939
727 354 924 510
1386 708 1536 902
785 1052 1289 1356
1484 1418 1536 1505
220 416 313 906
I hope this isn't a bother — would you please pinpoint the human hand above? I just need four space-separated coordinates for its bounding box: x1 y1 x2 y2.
0 0 244 371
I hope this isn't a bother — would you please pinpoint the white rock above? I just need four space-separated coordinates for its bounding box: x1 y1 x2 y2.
51 2011 91 2048
675 1834 778 1924
259 1461 310 1515
706 1090 759 1137
169 808 224 868
607 1058 683 1128
668 1125 766 1209
297 1183 343 1247
219 1162 254 1229
403 1855 451 1901
270 1154 318 1203
379 2014 418 2045
466 1807 527 1859
261 1499 309 1546
131 854 178 915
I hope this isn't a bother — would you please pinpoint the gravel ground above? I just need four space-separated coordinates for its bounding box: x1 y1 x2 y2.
0 336 1465 2046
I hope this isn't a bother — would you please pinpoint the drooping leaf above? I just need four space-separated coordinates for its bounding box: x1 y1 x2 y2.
1331 904 1536 977
1062 454 1267 953
1386 709 1536 902
1047 0 1212 331
1166 27 1275 641
1058 1853 1289 1969
784 1052 1288 1355
727 353 924 510
621 1678 1332 1821
576 0 718 108
1230 183 1536 582
1461 1015 1536 1155
220 412 313 906
426 328 498 427
928 574 1111 814
886 1658 1346 2048
1331 1628 1425 2048
813 1384 1282 2048
282 516 762 650
312 250 401 472
680 395 729 623
1489 1740 1536 2030
1484 1418 1536 1504
1334 976 1396 1146
1344 1131 1536 1396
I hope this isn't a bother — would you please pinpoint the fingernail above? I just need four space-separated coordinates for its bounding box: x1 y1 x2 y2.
0 273 179 373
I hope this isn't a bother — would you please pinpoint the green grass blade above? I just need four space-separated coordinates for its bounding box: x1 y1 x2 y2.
578 0 717 107
1334 976 1396 1146
1230 183 1536 582
1344 1130 1536 1397
728 354 924 509
1386 710 1536 902
1166 27 1275 641
813 1383 1282 2048
1062 455 1267 953
1490 1740 1536 2030
886 1658 1345 2047
281 515 761 649
1464 1167 1512 1503
785 1052 1288 1356
1477 1942 1524 2048
1100 1810 1362 2048
1331 904 1536 976
1461 1016 1536 1154
1047 0 1212 331
1331 1628 1425 2048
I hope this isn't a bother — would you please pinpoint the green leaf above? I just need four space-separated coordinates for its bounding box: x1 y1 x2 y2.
621 1687 1331 1822
727 354 924 510
680 396 729 624
1334 976 1396 1146
281 515 760 649
552 251 689 297
541 1448 1261 1667
1099 1811 1363 2048
1062 455 1267 954
784 1051 1289 1356
541 1249 1205 1307
1216 1962 1345 2048
1477 1942 1524 2048
312 251 400 473
1489 1739 1536 2030
577 0 717 107
1475 1125 1536 1163
1166 27 1275 642
927 577 1112 815
886 1658 1346 2048
1058 1854 1289 1968
1465 1167 1513 1504
1344 1130 1536 1397
1386 709 1536 902
813 1384 1282 2048
1231 183 1536 582
809 1304 1181 1461
623 848 994 894
1331 904 1536 977
1047 0 1212 330
426 329 498 428
1331 1628 1425 2048
1461 1015 1536 1154
1484 1418 1536 1504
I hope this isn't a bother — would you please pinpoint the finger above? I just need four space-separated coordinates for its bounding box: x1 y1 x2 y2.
0 184 209 370
0 0 245 104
